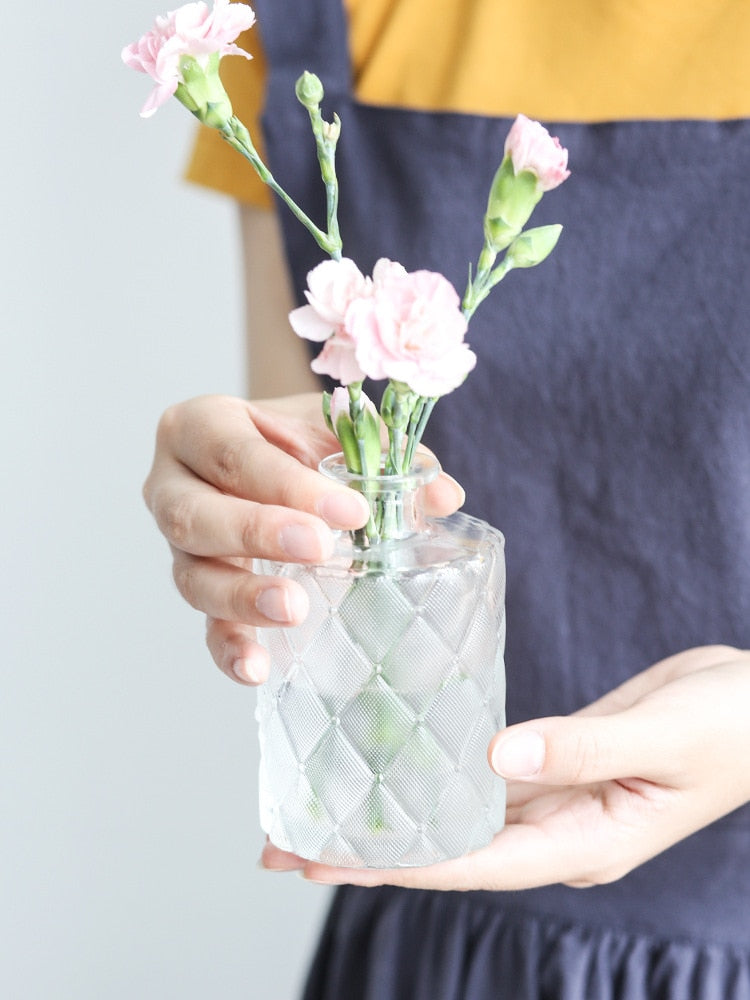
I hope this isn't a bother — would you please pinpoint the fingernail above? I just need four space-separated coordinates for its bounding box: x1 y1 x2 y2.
316 491 369 529
259 859 300 872
232 657 260 684
255 586 308 624
442 474 466 506
491 731 546 778
299 871 333 884
279 523 329 561
258 848 303 872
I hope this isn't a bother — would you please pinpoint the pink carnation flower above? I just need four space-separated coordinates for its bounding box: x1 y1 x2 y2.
290 257 475 395
289 258 371 385
504 114 570 192
289 258 371 339
122 0 255 118
310 331 366 385
346 259 476 397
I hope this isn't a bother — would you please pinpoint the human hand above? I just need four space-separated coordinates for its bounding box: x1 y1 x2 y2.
143 393 464 685
261 645 750 889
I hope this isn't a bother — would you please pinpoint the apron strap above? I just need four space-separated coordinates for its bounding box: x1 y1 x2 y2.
253 0 352 103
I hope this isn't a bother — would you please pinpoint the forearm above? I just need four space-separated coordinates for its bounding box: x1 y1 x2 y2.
239 203 320 398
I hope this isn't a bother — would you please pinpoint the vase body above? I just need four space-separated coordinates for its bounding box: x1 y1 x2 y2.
255 456 506 868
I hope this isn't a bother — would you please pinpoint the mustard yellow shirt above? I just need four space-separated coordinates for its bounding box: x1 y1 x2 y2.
186 0 750 206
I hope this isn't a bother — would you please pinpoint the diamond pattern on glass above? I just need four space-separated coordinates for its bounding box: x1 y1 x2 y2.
277 771 335 860
420 561 486 653
256 512 506 868
459 710 503 796
304 727 374 823
339 786 418 866
428 771 489 856
338 574 415 662
339 676 417 773
292 615 373 715
382 614 455 714
276 671 334 762
383 723 455 821
423 675 488 763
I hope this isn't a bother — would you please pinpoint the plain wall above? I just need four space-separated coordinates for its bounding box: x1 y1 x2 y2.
2 2 330 997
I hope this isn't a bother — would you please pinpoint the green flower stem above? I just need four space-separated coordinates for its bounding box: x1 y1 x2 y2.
462 245 514 321
219 117 341 258
294 72 342 258
477 243 498 276
305 107 342 257
382 382 421 476
325 175 341 258
403 396 436 471
345 384 379 547
387 427 405 476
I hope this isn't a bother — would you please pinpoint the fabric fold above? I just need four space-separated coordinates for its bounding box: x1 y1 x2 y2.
304 886 750 1000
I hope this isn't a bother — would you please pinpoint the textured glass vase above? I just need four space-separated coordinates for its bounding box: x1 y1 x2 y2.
255 454 506 868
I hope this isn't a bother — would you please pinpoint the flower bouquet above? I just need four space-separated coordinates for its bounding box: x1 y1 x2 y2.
124 0 569 867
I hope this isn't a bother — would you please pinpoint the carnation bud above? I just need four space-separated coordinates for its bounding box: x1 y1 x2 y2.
352 394 382 474
326 387 381 475
295 71 325 111
328 386 351 429
505 225 563 269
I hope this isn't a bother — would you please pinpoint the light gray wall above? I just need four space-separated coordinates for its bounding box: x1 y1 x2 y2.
2 3 330 997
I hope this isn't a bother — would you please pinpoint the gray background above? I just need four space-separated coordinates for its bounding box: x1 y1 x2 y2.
2 2 329 996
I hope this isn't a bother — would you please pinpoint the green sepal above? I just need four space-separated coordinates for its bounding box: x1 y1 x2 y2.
484 156 543 251
381 381 416 431
322 391 334 433
334 411 364 473
176 53 233 128
353 402 382 474
483 215 521 254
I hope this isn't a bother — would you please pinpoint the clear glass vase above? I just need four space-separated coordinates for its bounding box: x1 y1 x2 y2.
255 454 506 868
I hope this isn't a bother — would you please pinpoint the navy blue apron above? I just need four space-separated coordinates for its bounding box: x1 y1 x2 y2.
254 0 750 995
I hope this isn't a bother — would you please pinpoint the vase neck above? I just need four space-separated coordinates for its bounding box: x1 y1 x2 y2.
319 453 440 546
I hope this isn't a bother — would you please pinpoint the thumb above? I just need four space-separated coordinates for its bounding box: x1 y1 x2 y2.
488 712 674 786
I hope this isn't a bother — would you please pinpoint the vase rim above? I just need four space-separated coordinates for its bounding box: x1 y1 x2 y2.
318 451 440 490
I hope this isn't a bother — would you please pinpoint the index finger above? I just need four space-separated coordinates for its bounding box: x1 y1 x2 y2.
160 395 371 527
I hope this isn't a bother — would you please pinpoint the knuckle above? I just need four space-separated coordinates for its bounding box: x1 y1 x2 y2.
160 493 199 549
239 510 264 556
238 504 287 558
142 471 155 511
205 616 228 664
228 572 254 623
155 402 184 446
275 473 302 510
566 731 601 784
213 438 247 491
172 557 201 610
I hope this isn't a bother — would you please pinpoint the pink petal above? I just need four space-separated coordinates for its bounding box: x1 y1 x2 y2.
140 81 178 118
289 304 334 342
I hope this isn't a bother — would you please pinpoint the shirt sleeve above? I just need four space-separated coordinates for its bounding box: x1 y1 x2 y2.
184 20 273 208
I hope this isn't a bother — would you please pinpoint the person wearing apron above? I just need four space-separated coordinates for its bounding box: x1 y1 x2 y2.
153 0 750 996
